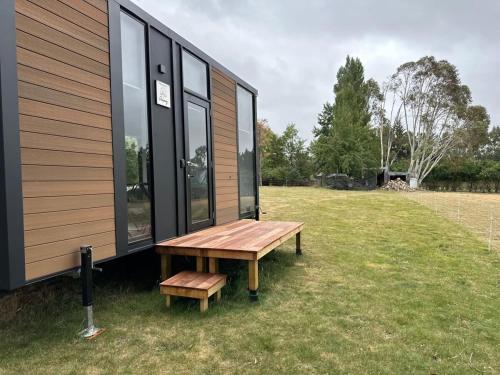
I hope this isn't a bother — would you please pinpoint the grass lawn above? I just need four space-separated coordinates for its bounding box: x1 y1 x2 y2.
1 187 499 374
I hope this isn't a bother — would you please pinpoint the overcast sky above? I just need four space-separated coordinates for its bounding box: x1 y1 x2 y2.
132 0 499 142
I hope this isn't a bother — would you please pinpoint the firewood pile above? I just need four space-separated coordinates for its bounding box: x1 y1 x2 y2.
381 178 415 192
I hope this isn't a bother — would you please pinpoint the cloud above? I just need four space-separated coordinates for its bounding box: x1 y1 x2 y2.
132 0 500 141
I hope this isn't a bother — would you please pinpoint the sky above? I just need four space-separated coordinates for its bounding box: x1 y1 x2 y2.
132 0 500 142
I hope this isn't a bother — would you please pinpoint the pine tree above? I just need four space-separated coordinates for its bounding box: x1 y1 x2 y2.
311 56 379 178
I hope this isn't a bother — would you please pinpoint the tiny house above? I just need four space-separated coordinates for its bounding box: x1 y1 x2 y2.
0 0 259 291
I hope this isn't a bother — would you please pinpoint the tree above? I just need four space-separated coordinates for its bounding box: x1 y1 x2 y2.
384 56 472 186
311 56 379 178
260 122 312 185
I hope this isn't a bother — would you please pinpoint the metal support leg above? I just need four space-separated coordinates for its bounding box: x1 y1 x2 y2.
296 232 302 256
248 259 259 301
161 254 172 281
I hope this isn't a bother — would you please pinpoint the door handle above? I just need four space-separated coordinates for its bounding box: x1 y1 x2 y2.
179 158 186 168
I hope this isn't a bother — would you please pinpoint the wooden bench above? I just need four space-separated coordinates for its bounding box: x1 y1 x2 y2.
160 271 226 312
156 220 304 301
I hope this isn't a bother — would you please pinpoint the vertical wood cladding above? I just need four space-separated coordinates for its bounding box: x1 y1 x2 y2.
15 0 115 280
211 68 239 224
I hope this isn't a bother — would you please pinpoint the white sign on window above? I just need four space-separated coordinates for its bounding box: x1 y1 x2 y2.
156 80 171 108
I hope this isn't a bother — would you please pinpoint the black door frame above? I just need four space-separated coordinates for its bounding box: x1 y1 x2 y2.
183 93 215 232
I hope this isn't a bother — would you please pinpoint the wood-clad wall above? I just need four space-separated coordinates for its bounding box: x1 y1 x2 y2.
211 68 239 224
15 0 115 280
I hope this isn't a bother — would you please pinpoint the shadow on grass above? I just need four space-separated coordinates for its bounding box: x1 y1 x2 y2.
0 245 300 348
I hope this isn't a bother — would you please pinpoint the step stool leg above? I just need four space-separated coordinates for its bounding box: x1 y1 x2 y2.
200 298 208 313
161 254 172 280
196 256 205 272
165 295 171 308
296 232 302 256
208 257 218 273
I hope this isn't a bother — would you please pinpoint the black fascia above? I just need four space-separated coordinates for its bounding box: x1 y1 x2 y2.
0 0 26 290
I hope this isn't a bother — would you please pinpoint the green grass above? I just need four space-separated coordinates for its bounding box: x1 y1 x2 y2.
1 187 499 374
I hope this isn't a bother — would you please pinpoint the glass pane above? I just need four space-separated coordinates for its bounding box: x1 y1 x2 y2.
237 86 256 215
120 12 152 243
182 50 208 97
187 102 209 223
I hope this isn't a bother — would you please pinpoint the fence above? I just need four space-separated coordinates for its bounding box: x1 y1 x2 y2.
403 191 500 251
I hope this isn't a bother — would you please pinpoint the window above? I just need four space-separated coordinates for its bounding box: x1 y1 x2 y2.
237 86 256 216
120 12 152 244
182 50 208 98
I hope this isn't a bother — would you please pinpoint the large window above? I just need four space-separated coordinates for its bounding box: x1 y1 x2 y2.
120 12 152 244
237 86 256 216
182 50 208 98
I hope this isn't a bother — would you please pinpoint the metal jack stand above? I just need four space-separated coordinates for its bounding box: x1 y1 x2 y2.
79 245 105 339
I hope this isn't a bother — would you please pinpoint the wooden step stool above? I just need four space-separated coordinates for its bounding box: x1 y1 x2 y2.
160 271 226 312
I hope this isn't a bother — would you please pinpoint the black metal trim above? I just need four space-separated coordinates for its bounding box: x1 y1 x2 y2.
183 93 215 232
235 85 258 220
0 0 26 290
253 93 260 221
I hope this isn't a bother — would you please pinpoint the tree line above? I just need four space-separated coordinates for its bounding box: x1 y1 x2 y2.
259 56 500 191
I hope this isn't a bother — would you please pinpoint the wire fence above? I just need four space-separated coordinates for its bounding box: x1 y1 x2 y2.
403 191 500 252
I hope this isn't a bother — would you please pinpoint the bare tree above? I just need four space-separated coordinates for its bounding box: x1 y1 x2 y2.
383 57 471 186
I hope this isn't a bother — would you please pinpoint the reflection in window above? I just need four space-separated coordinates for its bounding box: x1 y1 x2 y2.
182 50 208 97
187 102 209 223
237 86 256 215
120 12 152 243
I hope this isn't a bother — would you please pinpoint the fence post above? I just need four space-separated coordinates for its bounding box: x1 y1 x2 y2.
488 208 494 252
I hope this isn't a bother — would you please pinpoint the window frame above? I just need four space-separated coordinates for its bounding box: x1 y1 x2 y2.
236 85 258 219
181 49 209 101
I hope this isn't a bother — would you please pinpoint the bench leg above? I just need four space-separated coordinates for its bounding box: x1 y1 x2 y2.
296 232 302 256
200 298 208 313
248 260 259 301
161 254 172 281
165 295 171 308
196 256 205 272
216 290 221 303
208 257 219 273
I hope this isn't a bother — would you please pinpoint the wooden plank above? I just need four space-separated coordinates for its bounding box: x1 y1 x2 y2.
57 0 108 26
21 131 113 155
25 243 115 280
25 218 115 247
23 194 114 214
213 106 237 121
24 206 114 230
212 72 235 91
215 173 237 183
27 0 108 39
215 164 237 173
17 48 110 91
20 115 112 143
215 142 237 153
16 13 109 65
216 186 238 195
18 65 110 104
214 134 237 147
216 192 238 202
23 180 114 197
16 0 108 52
212 80 236 98
16 31 109 78
19 99 111 129
21 148 113 167
213 96 236 112
215 179 238 188
22 165 113 182
18 82 111 117
25 230 115 263
84 0 108 13
215 157 237 167
217 199 238 210
212 88 236 105
214 127 236 140
213 150 237 159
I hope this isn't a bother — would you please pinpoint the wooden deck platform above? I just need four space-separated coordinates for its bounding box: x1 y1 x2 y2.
156 220 304 299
